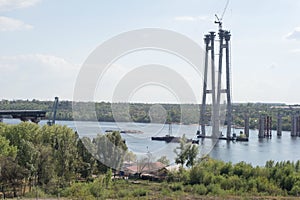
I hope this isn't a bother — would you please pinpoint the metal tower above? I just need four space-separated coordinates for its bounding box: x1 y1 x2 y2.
199 27 232 139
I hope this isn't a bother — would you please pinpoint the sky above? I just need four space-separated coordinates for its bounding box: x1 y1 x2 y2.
0 0 300 104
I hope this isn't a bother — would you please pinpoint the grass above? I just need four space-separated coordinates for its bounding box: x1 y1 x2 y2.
10 180 300 200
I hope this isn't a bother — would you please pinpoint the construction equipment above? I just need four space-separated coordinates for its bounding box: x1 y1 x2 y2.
47 97 59 126
214 0 230 29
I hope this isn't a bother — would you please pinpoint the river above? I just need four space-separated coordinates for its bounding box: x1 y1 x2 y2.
4 119 300 166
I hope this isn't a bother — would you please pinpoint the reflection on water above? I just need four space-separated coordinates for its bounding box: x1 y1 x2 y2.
3 119 300 166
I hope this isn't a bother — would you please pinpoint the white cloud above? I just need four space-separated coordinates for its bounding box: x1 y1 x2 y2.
0 54 79 72
0 0 40 11
285 27 300 40
174 16 209 22
0 54 80 100
0 16 32 31
290 49 300 53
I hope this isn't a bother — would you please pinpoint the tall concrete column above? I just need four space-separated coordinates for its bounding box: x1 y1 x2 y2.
244 115 249 138
210 32 218 138
277 113 282 136
291 115 297 137
224 31 232 139
259 116 265 138
200 34 211 136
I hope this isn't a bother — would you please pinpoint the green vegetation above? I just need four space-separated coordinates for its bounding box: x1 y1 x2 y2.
1 122 300 199
0 122 125 198
174 134 199 167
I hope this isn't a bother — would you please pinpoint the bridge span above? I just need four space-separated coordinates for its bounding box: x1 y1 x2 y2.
0 110 46 123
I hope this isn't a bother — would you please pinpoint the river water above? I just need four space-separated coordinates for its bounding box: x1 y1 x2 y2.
4 119 300 166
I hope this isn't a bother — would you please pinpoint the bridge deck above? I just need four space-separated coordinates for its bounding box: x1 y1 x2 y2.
0 110 46 123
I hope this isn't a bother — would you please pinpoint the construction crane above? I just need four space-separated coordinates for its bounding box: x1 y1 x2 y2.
215 0 230 30
47 97 59 126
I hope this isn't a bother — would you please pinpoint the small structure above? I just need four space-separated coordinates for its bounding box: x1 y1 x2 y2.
123 162 166 180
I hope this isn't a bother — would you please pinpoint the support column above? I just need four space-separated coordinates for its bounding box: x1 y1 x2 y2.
216 30 224 139
277 113 282 136
200 34 211 136
258 116 265 138
244 115 249 138
296 116 300 136
291 115 297 137
225 31 232 139
210 32 218 138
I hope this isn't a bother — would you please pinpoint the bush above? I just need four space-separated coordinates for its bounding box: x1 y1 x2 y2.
132 188 147 197
193 184 207 195
24 187 47 198
61 182 95 200
290 185 300 196
207 183 226 195
184 184 193 192
161 187 171 196
169 182 183 191
117 189 130 198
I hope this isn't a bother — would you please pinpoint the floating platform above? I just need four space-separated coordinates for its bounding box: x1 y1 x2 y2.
197 134 249 142
105 129 143 134
151 135 199 144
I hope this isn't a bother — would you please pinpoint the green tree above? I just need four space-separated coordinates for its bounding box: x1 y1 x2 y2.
0 135 17 158
83 131 128 172
174 135 198 167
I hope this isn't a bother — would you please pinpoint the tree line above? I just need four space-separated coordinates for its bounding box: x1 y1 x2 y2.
0 122 127 198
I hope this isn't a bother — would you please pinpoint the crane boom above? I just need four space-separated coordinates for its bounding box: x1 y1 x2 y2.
215 0 230 30
47 97 59 126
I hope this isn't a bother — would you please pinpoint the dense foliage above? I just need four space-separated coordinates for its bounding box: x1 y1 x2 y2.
167 157 300 197
0 99 296 131
0 122 125 198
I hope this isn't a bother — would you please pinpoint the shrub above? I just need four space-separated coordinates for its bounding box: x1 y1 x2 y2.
193 184 207 195
169 182 183 191
132 188 147 197
24 187 47 198
207 183 226 195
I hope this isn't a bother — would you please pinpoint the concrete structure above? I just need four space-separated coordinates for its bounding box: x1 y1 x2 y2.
277 113 282 136
200 28 232 139
258 115 272 138
244 115 249 138
0 110 46 123
258 116 265 138
291 115 300 137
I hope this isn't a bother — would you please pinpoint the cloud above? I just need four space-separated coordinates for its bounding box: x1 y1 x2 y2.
0 0 40 11
290 49 300 53
174 16 209 22
0 16 32 31
0 54 80 100
285 27 300 40
0 54 79 72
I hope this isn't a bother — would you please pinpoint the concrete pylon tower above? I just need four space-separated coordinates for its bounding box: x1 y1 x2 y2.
199 28 232 139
